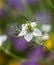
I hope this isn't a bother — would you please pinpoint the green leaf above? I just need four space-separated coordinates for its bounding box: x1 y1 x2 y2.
21 6 32 20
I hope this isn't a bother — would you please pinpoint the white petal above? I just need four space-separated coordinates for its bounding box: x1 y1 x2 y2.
0 37 3 46
33 28 42 36
18 30 26 36
41 33 49 40
22 24 27 30
42 24 51 32
24 33 33 42
0 35 7 46
31 22 37 27
0 41 3 46
2 35 7 41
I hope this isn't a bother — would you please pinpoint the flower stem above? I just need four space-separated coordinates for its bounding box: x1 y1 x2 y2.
0 46 27 62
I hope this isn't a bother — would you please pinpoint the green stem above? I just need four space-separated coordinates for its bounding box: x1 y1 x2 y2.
0 46 27 62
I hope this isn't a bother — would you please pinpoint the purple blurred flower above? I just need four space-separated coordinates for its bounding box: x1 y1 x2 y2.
7 23 28 51
26 45 44 61
0 7 7 17
35 11 51 24
8 33 28 51
21 61 38 65
8 0 23 10
13 37 28 51
26 0 38 5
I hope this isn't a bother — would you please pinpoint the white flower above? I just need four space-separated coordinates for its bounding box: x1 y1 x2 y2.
41 33 49 40
18 22 42 42
0 35 7 46
42 24 51 32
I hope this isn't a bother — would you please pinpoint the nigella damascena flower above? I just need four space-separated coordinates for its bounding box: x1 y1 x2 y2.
13 37 28 51
41 24 51 40
26 45 44 61
21 0 39 5
8 33 28 51
18 22 42 42
21 61 38 65
35 11 51 24
8 0 23 11
26 0 39 5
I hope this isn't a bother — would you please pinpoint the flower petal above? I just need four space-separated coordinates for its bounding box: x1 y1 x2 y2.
24 33 33 42
18 30 26 36
41 33 49 40
33 28 42 36
22 24 27 30
0 37 3 46
2 35 7 41
31 22 37 27
0 35 7 46
42 24 51 32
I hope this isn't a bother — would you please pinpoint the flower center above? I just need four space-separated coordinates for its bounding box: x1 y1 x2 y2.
27 24 33 32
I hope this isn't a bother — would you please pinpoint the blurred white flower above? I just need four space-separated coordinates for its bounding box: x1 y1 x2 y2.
42 24 51 32
18 22 42 42
41 33 49 40
0 35 7 46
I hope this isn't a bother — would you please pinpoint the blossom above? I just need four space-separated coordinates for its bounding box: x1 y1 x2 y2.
26 0 36 5
35 12 51 24
20 45 44 65
44 34 54 50
26 45 44 61
21 0 40 5
8 0 23 11
41 24 51 41
41 33 49 40
8 33 28 51
0 35 7 46
13 37 28 51
44 39 52 49
18 22 42 42
21 61 38 65
41 24 51 32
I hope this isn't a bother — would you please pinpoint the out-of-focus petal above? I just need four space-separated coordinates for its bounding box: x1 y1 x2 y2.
42 24 51 32
21 61 38 65
26 45 44 61
31 22 37 27
13 37 28 51
33 28 42 36
41 33 49 40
